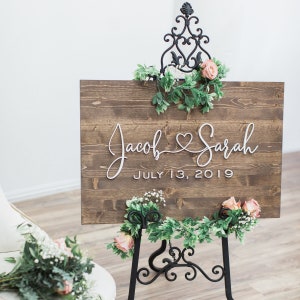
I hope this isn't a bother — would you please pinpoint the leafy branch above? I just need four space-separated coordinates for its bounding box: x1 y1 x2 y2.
108 192 260 259
134 58 228 114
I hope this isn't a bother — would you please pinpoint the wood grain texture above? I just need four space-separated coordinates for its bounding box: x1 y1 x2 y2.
15 152 300 300
80 81 284 223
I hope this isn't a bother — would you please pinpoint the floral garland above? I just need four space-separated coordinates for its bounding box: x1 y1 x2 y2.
107 190 260 259
0 223 102 300
134 58 228 114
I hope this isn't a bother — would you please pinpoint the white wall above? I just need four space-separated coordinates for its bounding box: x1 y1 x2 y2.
0 0 299 200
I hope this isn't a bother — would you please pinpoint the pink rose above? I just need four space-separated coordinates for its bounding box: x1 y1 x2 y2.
56 280 73 295
114 232 134 252
222 197 241 210
54 238 73 257
242 199 261 218
201 59 218 80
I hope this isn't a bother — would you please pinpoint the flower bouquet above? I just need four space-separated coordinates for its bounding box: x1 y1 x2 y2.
0 223 102 300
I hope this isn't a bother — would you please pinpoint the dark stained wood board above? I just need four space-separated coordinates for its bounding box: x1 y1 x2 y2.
80 80 284 224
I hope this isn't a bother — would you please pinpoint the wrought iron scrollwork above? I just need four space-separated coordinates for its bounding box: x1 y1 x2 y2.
160 2 211 75
219 207 231 219
127 209 161 229
136 241 224 285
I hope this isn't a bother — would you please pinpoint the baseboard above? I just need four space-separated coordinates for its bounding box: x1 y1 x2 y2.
6 179 80 203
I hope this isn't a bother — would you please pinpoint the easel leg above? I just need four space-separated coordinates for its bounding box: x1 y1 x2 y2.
222 237 234 300
128 230 142 300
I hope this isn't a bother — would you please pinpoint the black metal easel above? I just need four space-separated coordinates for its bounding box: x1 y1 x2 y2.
128 3 234 299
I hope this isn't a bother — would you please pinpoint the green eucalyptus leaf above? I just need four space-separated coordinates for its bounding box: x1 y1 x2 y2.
4 257 16 264
134 64 159 81
160 71 175 92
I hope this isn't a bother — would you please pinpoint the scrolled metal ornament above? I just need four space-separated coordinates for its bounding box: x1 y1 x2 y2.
136 242 224 285
127 210 145 227
180 2 194 18
160 2 211 75
219 207 232 219
145 210 161 224
127 209 161 229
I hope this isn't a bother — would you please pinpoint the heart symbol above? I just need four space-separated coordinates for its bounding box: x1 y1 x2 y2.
176 133 193 150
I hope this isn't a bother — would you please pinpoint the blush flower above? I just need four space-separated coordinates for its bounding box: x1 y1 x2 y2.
54 238 73 257
222 196 241 210
201 59 218 80
114 232 134 252
242 199 261 218
56 280 73 295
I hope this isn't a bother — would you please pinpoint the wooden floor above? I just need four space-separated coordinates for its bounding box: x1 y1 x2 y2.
15 152 300 300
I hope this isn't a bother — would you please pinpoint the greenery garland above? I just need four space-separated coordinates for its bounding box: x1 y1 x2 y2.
134 58 228 114
107 190 260 259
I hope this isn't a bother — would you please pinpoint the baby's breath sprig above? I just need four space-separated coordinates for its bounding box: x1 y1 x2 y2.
142 189 166 206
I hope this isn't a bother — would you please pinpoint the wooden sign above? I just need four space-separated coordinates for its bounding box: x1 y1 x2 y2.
80 80 284 224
